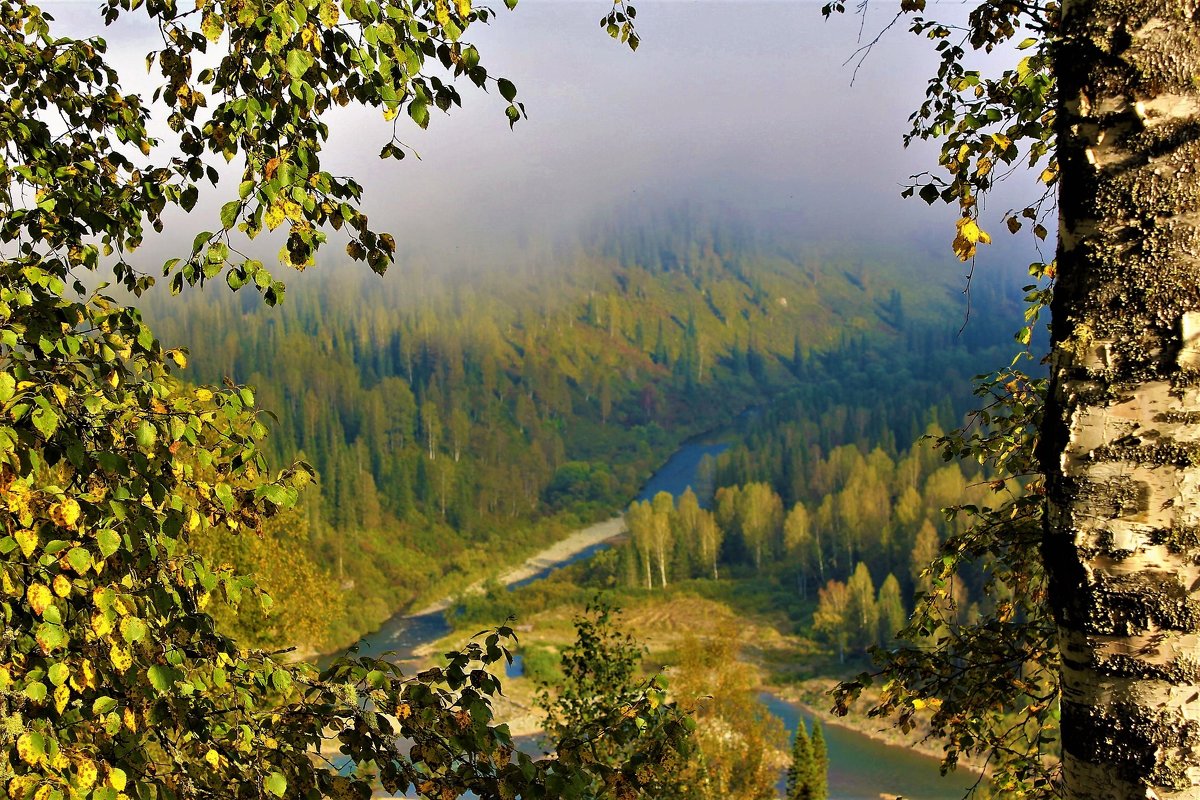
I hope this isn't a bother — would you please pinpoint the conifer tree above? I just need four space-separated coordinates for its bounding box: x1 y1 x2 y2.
786 721 814 800
811 720 829 800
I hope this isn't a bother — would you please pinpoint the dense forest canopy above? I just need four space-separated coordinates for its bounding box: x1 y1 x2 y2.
6 0 1198 796
141 210 1026 649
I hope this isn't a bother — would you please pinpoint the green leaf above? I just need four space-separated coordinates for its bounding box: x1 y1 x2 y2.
66 546 91 574
147 664 174 693
265 772 287 797
96 529 121 558
220 201 241 229
35 623 66 653
120 617 148 644
497 78 516 102
286 49 313 79
32 404 59 438
48 662 69 687
409 100 430 129
0 372 14 402
135 420 156 450
191 230 211 254
92 696 118 715
271 669 292 692
215 482 235 511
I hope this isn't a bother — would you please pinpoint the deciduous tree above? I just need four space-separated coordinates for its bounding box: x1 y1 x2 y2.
835 0 1200 795
1042 1 1200 795
0 0 681 796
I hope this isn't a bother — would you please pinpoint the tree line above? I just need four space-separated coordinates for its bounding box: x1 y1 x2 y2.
144 216 998 648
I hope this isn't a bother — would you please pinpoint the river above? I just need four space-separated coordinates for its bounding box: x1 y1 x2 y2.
326 435 976 799
332 439 730 664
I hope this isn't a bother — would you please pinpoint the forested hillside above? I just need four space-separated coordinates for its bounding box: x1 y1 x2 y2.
142 210 1017 649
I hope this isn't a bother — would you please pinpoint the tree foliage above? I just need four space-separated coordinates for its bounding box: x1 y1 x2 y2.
816 0 1061 795
0 0 702 796
536 599 694 798
668 630 786 800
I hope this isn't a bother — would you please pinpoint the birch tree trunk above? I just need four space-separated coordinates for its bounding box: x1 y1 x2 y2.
1044 1 1200 796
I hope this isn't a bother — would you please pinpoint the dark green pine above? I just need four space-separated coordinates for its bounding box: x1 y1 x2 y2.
786 721 814 800
811 720 829 800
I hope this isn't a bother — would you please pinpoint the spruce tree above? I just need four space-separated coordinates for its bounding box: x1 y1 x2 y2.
811 720 830 800
786 721 814 800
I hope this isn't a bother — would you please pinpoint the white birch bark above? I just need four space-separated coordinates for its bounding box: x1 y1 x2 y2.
1046 1 1200 796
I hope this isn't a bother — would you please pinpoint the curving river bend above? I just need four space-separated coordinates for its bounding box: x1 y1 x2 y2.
328 437 976 800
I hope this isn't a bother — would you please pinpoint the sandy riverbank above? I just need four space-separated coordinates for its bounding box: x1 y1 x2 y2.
410 516 626 615
775 679 987 778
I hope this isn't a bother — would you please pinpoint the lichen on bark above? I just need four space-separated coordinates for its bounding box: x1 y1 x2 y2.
1044 0 1200 797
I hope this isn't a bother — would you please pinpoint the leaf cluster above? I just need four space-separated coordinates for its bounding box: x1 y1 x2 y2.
0 0 675 797
537 599 696 799
825 0 1058 262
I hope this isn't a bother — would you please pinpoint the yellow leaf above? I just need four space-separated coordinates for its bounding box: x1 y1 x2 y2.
8 775 39 800
454 0 470 16
195 388 214 402
201 12 223 41
205 749 221 769
167 349 188 369
49 498 80 528
54 682 70 713
435 0 450 27
318 0 339 25
92 611 113 639
264 204 286 231
16 731 42 764
958 217 981 244
15 528 37 557
53 575 71 597
74 757 99 789
282 199 303 222
109 644 132 672
33 785 52 800
105 767 127 792
27 583 52 616
122 707 137 733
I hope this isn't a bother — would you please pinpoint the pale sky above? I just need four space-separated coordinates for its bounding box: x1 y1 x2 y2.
47 0 1042 277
